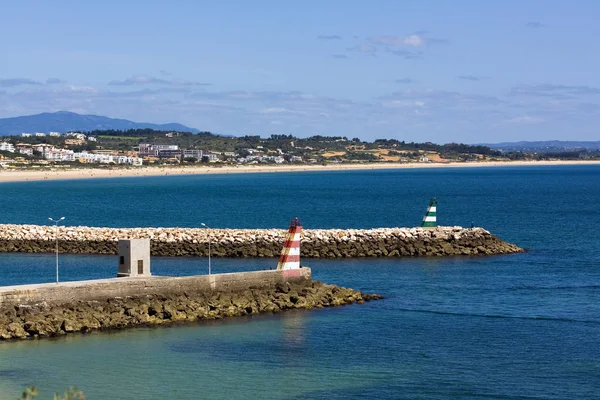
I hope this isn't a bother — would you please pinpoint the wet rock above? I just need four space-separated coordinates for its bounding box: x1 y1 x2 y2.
7 322 28 339
0 281 383 341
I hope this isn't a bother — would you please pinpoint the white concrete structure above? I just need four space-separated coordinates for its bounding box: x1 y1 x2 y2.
117 239 151 277
72 152 142 166
139 143 179 157
73 152 113 164
183 149 204 160
49 132 62 137
205 153 219 161
116 155 143 166
0 142 15 152
66 132 86 140
45 148 75 161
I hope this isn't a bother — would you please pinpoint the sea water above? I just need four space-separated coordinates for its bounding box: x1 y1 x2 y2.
0 166 599 399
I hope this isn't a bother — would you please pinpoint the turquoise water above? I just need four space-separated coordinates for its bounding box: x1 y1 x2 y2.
0 166 599 399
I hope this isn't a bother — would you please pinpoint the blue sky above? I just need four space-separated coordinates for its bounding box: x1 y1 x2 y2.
1 0 599 143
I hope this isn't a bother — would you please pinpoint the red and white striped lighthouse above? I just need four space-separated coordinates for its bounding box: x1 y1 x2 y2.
277 217 302 271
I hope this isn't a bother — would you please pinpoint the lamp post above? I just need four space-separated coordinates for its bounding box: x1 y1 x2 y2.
48 217 65 284
200 223 211 275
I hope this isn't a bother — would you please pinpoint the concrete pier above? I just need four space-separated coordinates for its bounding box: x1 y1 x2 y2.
0 267 384 341
0 268 312 306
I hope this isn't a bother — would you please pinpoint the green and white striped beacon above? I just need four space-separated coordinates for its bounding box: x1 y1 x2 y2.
421 198 437 228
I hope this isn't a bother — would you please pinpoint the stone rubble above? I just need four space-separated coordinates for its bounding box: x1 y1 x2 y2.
0 224 524 258
0 280 383 340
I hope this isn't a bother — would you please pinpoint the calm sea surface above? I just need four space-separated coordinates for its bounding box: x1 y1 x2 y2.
0 166 599 399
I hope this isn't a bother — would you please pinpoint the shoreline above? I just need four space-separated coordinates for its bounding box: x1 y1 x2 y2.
0 160 599 183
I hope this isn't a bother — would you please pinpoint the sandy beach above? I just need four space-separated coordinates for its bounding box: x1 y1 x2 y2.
0 160 599 183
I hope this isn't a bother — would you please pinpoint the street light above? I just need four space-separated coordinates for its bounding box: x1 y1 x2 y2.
48 217 65 284
200 223 212 275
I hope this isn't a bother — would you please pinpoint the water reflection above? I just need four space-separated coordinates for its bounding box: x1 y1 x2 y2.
279 310 307 348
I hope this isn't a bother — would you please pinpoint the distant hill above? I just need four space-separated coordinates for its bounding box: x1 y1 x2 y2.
485 140 600 152
0 111 199 136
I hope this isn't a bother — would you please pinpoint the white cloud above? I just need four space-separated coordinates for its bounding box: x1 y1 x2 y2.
403 34 425 46
4 80 597 143
505 115 545 124
458 75 484 81
260 107 304 115
108 75 211 86
46 78 66 84
369 34 426 47
381 89 502 107
525 22 545 28
0 78 42 87
388 49 423 59
261 107 287 114
511 83 600 97
228 91 255 99
382 100 425 108
346 44 377 54
67 85 99 94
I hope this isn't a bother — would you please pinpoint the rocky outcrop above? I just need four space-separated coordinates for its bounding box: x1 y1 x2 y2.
0 280 382 340
0 224 524 258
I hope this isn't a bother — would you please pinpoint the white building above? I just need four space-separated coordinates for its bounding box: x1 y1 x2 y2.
139 143 180 157
67 132 86 140
116 156 143 166
21 133 32 137
183 149 204 160
49 132 62 137
73 152 142 166
0 142 15 152
45 148 75 161
35 132 46 137
204 152 219 162
73 152 113 164
32 143 54 151
88 136 97 142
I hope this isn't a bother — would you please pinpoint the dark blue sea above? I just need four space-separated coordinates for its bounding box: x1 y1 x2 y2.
0 166 599 399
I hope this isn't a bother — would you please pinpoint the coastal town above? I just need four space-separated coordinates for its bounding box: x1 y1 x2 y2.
0 127 581 171
0 129 430 168
0 132 143 167
0 129 443 169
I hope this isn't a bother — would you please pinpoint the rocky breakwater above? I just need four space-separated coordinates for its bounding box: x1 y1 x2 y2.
0 224 523 258
0 280 382 340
